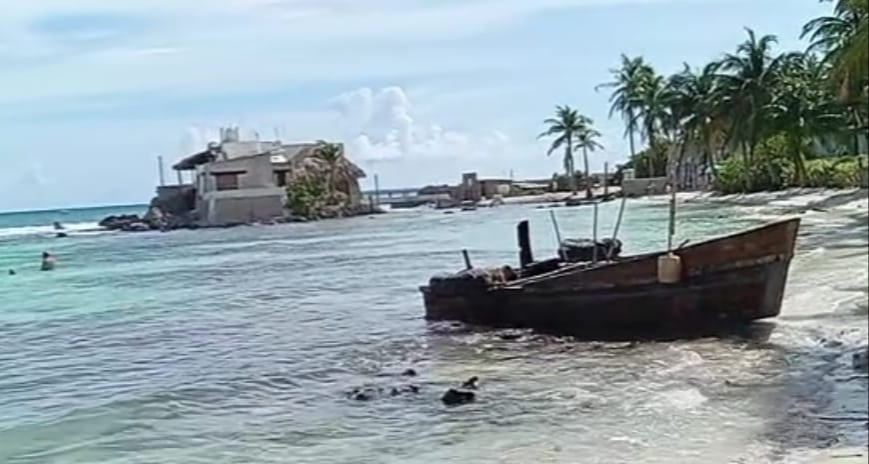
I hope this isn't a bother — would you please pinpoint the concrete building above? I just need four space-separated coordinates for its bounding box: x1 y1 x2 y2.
170 128 365 225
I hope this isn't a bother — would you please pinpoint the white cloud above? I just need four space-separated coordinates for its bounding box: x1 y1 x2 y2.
0 0 716 105
333 86 512 164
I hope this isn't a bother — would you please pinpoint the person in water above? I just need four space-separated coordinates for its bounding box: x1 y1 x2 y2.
40 252 56 271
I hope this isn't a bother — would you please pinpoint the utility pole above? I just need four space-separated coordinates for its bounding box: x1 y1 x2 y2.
374 174 380 206
157 156 166 187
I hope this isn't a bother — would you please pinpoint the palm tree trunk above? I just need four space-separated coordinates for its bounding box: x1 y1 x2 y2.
567 136 577 194
676 134 689 190
851 106 864 154
703 128 717 181
647 125 656 177
582 146 592 199
789 132 804 186
628 111 637 159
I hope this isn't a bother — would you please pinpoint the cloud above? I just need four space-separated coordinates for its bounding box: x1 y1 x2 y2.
333 86 511 164
0 0 710 105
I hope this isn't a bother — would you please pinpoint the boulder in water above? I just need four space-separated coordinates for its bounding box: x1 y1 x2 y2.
441 388 475 406
98 214 142 231
853 348 868 371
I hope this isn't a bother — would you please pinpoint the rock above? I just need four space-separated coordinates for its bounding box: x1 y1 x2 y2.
354 391 374 401
853 349 868 371
99 214 142 231
461 376 479 390
55 232 68 238
121 222 151 232
349 386 379 402
441 388 475 406
403 384 420 394
401 368 418 377
143 206 164 223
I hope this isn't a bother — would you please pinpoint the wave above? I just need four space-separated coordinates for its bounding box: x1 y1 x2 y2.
0 222 109 240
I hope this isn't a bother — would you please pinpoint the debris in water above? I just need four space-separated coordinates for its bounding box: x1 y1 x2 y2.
461 376 479 390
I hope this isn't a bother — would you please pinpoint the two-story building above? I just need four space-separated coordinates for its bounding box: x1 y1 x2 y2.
170 127 365 225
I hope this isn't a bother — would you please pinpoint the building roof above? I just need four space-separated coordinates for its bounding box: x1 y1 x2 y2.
172 149 217 170
172 140 365 179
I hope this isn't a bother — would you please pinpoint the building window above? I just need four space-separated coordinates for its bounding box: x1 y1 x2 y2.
274 170 289 187
214 172 240 191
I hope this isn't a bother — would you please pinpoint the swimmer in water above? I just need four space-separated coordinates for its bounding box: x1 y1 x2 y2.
53 221 64 230
40 252 56 271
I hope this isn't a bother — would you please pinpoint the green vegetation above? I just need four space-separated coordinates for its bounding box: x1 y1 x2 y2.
539 106 604 198
583 0 868 193
285 141 364 218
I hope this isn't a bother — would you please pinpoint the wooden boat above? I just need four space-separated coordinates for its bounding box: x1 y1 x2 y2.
420 217 800 340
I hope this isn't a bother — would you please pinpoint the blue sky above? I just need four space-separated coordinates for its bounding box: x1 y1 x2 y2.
0 0 830 211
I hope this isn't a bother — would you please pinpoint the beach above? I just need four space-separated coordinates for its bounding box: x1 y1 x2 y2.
0 190 866 463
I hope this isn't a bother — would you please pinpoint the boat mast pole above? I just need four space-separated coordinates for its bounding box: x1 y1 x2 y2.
549 210 564 259
667 184 677 252
607 195 627 260
592 202 599 264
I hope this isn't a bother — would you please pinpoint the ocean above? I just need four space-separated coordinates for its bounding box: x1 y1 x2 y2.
0 194 866 463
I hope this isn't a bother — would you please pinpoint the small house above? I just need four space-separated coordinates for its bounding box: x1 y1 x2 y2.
170 128 365 225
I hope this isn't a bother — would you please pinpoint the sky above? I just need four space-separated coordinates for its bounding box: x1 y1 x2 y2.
0 0 831 211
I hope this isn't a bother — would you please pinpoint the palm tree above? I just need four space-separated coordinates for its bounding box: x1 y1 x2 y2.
636 71 672 158
597 55 654 163
770 54 846 184
539 105 586 194
803 0 868 101
312 140 355 204
574 119 604 199
803 0 868 152
668 62 725 179
717 28 789 166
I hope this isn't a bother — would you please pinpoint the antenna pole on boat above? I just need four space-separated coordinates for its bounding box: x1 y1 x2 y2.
667 183 677 252
461 249 473 270
549 210 564 259
606 195 627 260
592 202 599 264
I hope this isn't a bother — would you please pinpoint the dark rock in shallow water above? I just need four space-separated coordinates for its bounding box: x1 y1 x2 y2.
401 368 418 377
99 214 142 230
853 349 868 371
349 383 420 401
441 388 475 406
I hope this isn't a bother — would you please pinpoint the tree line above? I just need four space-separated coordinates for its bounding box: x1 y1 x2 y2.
541 0 868 196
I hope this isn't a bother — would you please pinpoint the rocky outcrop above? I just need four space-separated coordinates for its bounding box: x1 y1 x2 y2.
99 208 200 233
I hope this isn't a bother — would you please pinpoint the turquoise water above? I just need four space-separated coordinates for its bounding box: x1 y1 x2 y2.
0 199 866 463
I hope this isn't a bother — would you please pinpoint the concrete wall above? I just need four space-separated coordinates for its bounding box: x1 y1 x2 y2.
199 154 276 193
622 177 669 197
202 187 286 225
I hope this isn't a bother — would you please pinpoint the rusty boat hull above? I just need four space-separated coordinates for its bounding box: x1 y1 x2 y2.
421 218 800 340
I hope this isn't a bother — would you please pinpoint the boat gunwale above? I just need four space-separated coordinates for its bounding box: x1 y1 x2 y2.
504 216 800 287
